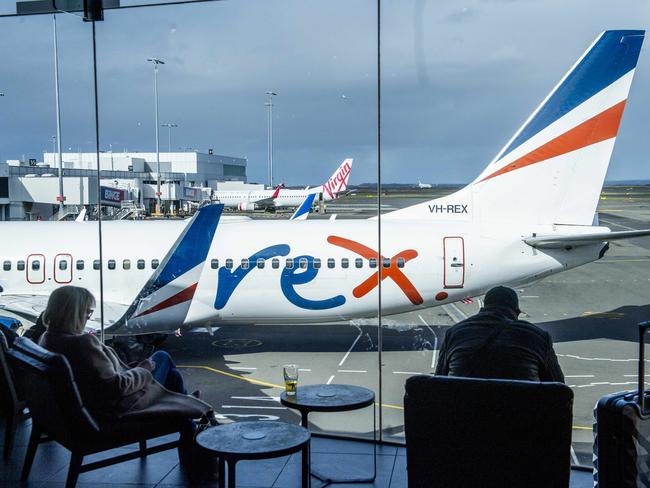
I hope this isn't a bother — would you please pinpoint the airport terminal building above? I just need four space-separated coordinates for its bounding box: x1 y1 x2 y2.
0 150 247 220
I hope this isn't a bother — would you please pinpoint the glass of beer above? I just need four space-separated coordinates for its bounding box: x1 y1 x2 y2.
283 364 299 395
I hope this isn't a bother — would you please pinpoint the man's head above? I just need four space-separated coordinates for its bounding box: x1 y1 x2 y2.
483 286 521 318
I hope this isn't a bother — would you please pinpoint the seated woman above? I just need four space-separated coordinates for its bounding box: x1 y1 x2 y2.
38 285 212 422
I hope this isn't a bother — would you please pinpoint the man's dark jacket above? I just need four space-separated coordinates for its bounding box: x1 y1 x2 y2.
434 307 564 382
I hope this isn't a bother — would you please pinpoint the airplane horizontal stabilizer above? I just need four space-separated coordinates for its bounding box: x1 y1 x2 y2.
524 229 650 249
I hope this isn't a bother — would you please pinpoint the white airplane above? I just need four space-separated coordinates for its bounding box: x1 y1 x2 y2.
417 180 432 189
0 30 647 337
214 158 353 211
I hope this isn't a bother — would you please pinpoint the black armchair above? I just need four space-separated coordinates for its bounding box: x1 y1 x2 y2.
6 336 190 488
404 374 574 488
0 331 28 459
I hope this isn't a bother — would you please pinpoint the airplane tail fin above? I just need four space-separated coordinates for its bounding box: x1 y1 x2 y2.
290 193 317 220
385 30 644 225
321 158 353 201
106 204 223 334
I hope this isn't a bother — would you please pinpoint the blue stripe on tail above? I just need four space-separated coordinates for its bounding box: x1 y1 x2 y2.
150 204 223 291
500 30 644 160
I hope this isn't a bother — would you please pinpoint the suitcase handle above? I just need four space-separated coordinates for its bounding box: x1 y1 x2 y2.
638 322 650 413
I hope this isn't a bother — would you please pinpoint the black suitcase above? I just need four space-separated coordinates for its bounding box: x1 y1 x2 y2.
594 321 650 487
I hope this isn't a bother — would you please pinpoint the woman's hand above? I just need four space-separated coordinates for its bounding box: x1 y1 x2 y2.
138 358 156 372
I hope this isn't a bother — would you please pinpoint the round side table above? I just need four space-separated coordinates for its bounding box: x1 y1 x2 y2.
196 421 311 488
281 384 376 486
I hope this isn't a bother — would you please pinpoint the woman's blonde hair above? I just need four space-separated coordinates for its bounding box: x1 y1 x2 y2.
43 286 96 334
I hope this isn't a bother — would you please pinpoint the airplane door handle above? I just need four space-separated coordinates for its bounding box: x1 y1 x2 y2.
450 262 464 267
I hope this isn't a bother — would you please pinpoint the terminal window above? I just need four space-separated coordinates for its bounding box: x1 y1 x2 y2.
0 177 7 198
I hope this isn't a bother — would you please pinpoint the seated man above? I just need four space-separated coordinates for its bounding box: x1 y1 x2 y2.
435 286 564 382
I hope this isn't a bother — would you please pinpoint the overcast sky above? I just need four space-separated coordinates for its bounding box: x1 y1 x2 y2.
0 0 649 185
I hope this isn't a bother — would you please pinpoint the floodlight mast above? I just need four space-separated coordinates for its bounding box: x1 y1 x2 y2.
161 123 178 153
147 57 165 213
265 91 277 188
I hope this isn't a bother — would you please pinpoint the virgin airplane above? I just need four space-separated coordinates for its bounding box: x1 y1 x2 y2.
0 30 648 337
213 158 353 211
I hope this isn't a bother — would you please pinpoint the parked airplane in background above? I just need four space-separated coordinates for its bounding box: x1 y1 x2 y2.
213 158 353 211
0 31 647 338
417 180 432 189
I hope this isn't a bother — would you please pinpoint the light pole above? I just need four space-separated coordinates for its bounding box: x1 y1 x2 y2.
53 15 65 213
265 91 277 188
147 57 165 213
161 123 177 153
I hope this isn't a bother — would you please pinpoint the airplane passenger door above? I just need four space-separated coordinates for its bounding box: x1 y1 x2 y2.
26 254 46 284
443 237 465 289
54 254 73 284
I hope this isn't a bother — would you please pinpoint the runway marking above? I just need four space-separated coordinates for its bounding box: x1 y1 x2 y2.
393 371 422 375
599 258 650 263
231 366 257 371
521 296 539 298
231 396 280 402
568 381 649 389
418 314 438 369
623 374 649 377
338 369 367 373
580 311 624 319
572 425 591 431
326 375 336 384
338 329 363 367
222 405 286 410
178 365 283 389
600 219 639 231
442 303 467 323
298 368 312 372
565 375 595 378
558 354 647 363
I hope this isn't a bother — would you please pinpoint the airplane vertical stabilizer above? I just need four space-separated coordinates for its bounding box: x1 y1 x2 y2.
384 30 645 225
106 204 223 334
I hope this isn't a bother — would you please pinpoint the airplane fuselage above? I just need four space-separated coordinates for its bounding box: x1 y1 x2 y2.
0 219 606 333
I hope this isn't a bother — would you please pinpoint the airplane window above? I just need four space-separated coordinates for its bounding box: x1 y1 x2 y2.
257 258 265 269
286 258 294 269
299 258 308 269
151 259 159 269
123 259 131 270
32 260 40 271
397 257 405 268
225 258 233 269
93 260 100 270
137 259 145 270
241 258 250 270
355 258 363 269
369 258 377 268
382 258 391 268
341 258 349 269
271 258 279 269
211 259 219 269
76 260 84 270
313 258 321 269
108 260 116 270
327 258 335 269
17 261 25 271
3 261 11 271
59 260 68 271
